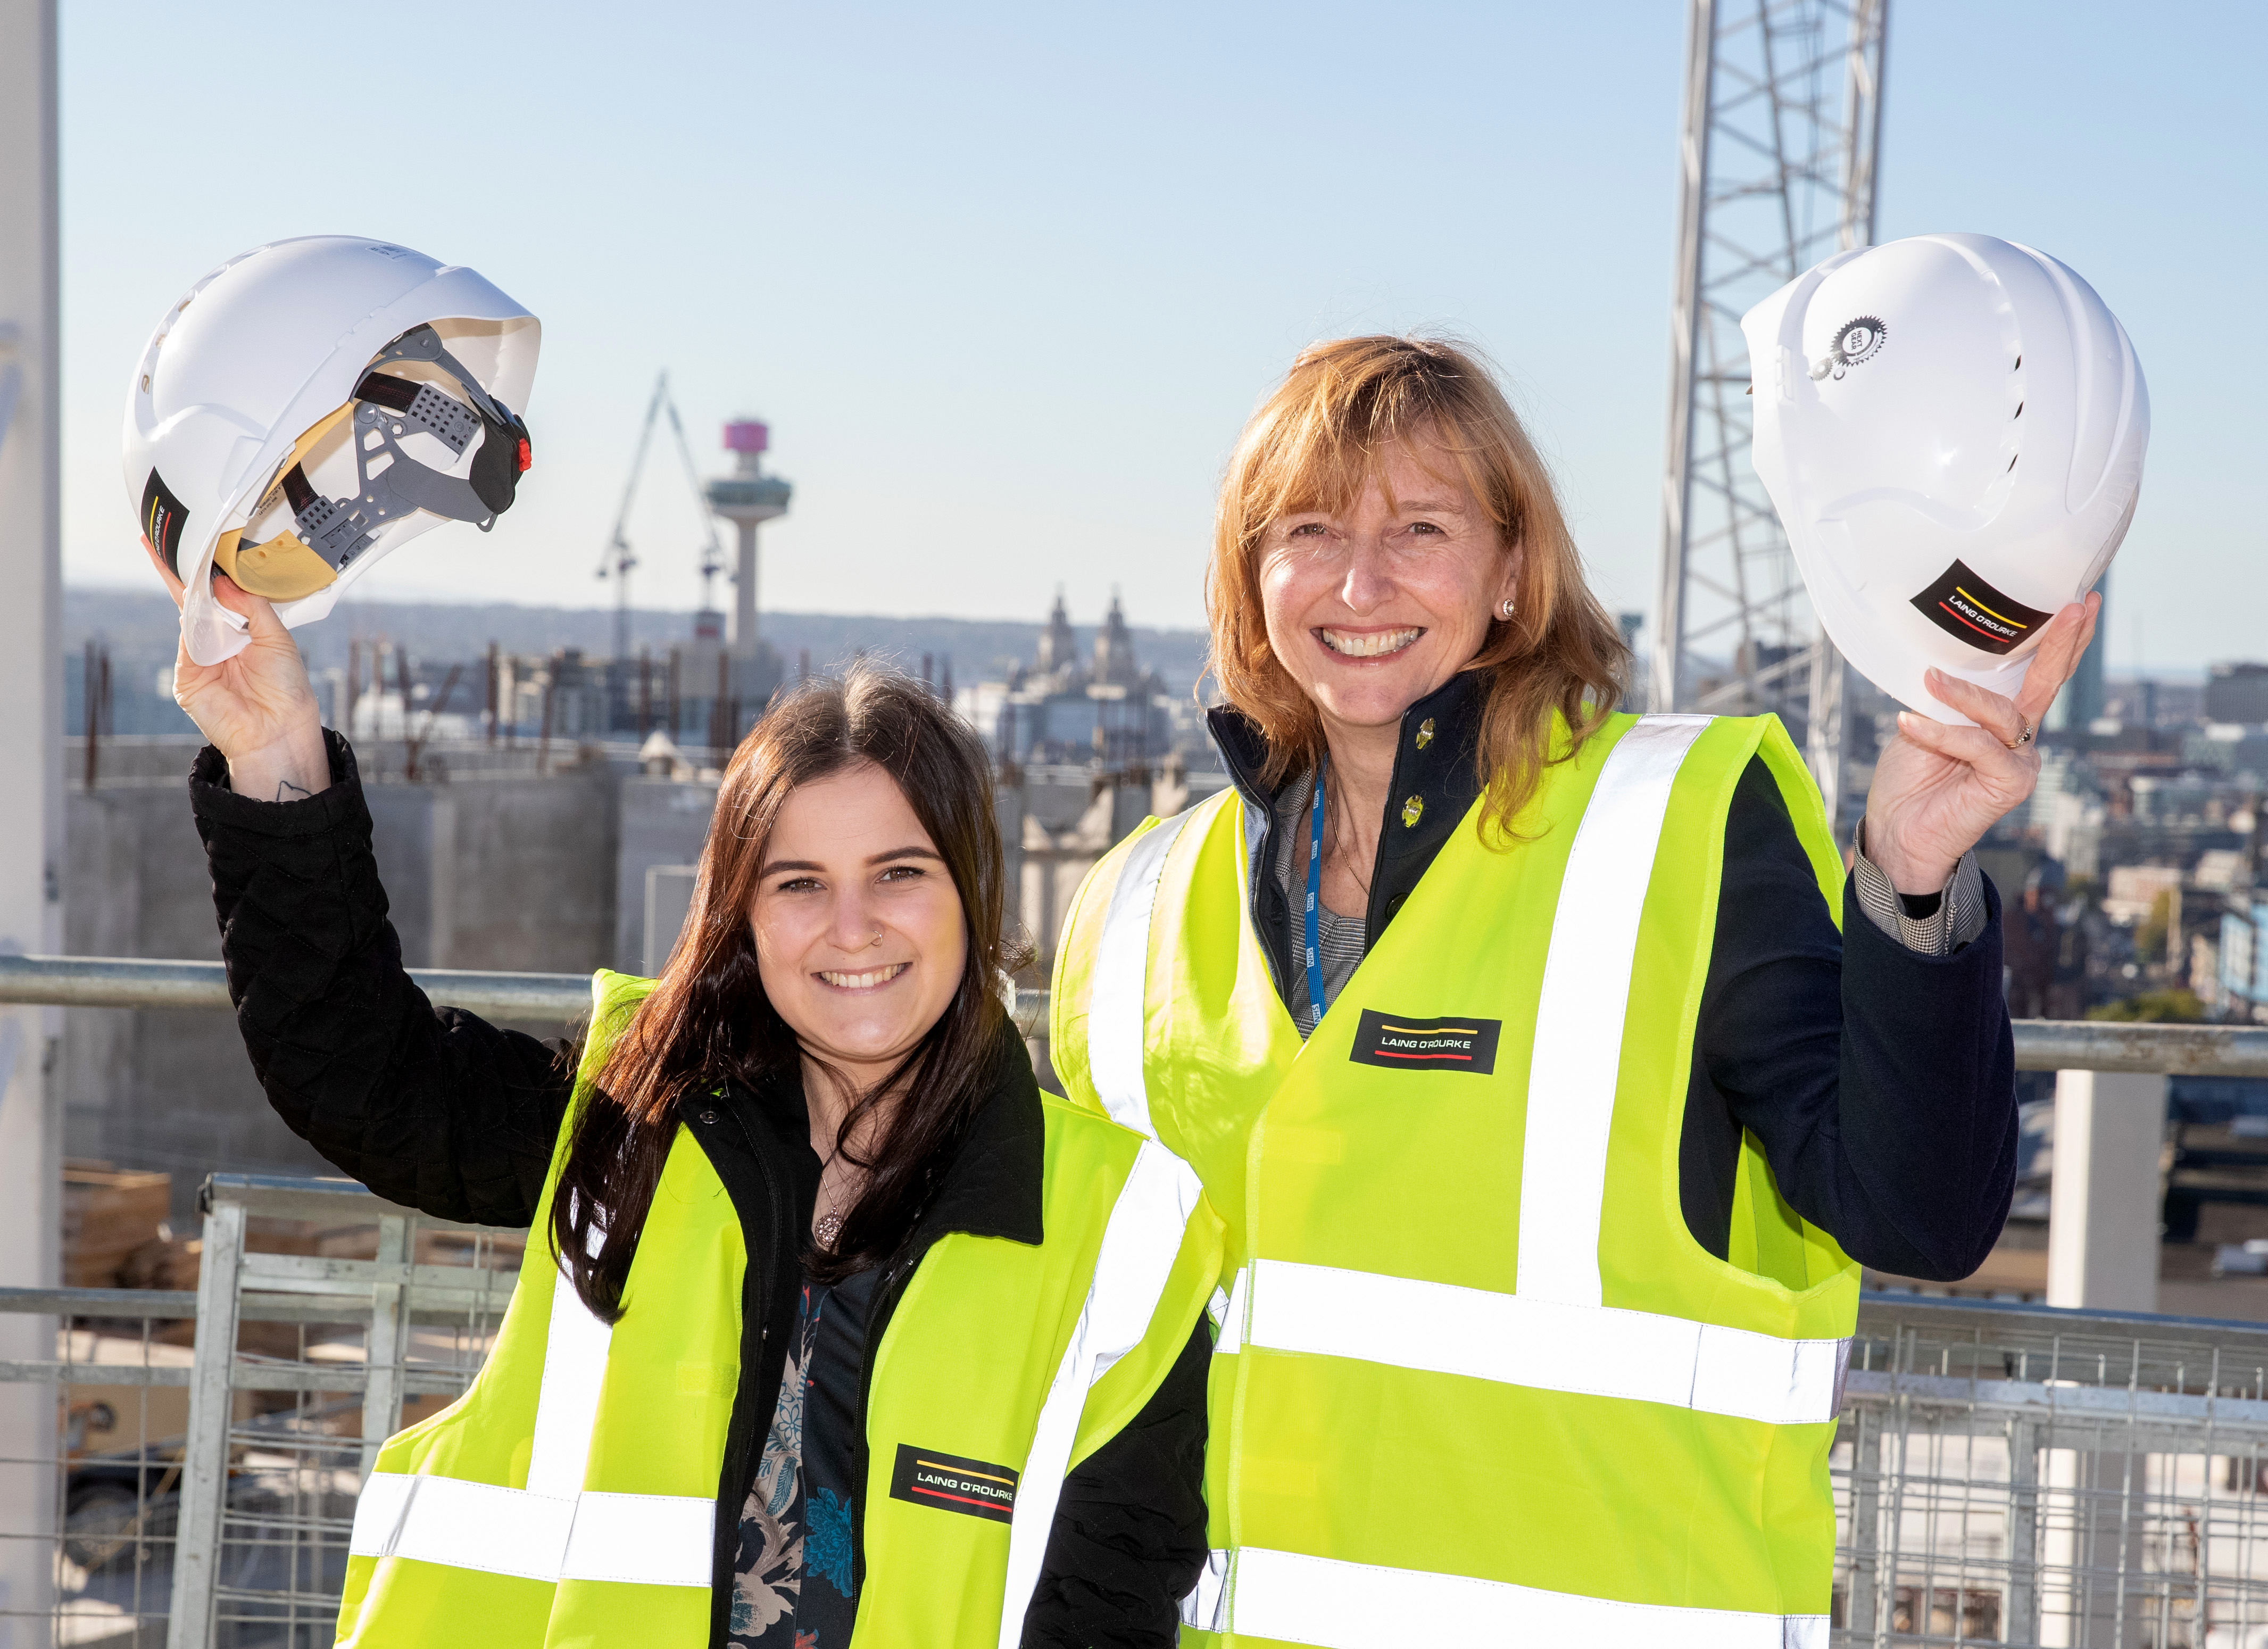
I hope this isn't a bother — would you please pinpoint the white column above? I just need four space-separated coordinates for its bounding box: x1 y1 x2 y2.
2047 1070 2168 1313
0 1 62 1640
2041 1070 2164 1645
732 518 759 660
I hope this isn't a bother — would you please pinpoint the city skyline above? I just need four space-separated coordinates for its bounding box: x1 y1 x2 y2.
50 2 2267 677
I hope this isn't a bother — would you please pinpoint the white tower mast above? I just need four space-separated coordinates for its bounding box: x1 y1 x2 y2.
705 420 792 661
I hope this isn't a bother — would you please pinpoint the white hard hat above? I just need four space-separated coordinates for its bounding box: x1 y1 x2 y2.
1742 233 2147 724
123 235 541 666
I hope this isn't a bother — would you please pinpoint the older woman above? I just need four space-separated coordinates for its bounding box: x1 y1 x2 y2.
1049 336 2093 1647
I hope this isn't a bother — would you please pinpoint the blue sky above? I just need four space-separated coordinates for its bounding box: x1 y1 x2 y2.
57 2 2266 672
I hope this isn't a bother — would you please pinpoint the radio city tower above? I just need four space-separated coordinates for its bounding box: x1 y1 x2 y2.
704 419 793 659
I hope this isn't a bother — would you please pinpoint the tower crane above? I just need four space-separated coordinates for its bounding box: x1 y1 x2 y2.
596 371 727 665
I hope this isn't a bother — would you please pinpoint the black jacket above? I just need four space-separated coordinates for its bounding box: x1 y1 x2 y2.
1211 674 2019 1281
191 734 1206 1649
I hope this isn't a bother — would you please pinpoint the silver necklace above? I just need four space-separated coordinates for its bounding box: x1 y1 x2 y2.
813 1158 862 1249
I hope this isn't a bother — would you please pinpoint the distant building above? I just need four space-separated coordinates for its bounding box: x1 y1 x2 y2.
1617 611 1646 711
2048 568 2109 735
2222 902 2268 1013
2103 863 2184 926
2208 663 2268 727
994 593 1173 767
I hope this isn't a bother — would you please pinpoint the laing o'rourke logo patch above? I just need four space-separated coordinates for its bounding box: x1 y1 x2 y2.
1909 559 2054 657
141 470 192 580
890 1444 1017 1524
1350 1009 1501 1075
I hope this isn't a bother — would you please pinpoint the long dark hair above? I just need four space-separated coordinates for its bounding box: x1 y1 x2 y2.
551 664 1031 1321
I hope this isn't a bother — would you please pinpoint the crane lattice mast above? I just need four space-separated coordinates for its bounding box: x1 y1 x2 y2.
1651 0 1887 825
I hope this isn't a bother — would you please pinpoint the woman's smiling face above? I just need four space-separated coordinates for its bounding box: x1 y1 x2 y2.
1257 432 1521 741
750 760 968 1087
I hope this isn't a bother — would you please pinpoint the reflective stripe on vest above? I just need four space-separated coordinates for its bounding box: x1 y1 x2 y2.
1516 712 1707 1305
994 1136 1204 1646
1086 798 1216 1137
1212 1257 1849 1426
1183 1546 1828 1648
348 1266 714 1587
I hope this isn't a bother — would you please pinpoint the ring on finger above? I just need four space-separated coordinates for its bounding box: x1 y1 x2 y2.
2004 716 2036 751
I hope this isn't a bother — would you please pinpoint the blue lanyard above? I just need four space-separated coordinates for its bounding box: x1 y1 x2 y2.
1305 756 1329 1019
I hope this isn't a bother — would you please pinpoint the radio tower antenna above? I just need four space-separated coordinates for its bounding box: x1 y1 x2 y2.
1651 0 1887 827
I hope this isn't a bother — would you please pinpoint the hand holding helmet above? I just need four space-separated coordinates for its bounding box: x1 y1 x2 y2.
1864 594 2098 894
172 576 328 802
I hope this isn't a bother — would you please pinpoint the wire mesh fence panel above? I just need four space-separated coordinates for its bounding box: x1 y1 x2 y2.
0 1291 196 1649
35 1188 2268 1647
1839 1295 2268 1648
0 1176 520 1649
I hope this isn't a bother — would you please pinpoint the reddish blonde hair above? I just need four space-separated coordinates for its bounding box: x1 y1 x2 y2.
1206 334 1629 835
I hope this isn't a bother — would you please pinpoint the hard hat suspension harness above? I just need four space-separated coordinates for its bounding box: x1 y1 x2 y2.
212 325 533 600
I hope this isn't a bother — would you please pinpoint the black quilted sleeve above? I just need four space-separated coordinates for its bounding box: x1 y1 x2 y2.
189 732 575 1228
1022 1319 1210 1647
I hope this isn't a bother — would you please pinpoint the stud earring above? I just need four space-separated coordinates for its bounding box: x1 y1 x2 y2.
1499 597 1517 621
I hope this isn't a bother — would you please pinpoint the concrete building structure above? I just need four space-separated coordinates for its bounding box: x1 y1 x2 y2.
56 738 721 1220
2208 662 2268 727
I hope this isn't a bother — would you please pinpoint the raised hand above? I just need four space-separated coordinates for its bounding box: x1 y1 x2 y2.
170 575 330 802
1861 593 2103 894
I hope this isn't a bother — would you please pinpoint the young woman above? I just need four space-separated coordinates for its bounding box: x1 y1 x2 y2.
177 591 1219 1649
1050 336 2096 1645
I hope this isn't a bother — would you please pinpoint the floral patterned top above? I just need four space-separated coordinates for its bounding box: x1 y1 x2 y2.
729 1265 879 1648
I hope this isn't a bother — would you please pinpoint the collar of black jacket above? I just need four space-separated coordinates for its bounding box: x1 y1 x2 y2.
910 1026 1046 1248
724 1017 1045 1250
1206 669 1486 947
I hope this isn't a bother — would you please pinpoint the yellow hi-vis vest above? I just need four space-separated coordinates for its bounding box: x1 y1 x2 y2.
1050 712 1859 1649
339 971 1224 1648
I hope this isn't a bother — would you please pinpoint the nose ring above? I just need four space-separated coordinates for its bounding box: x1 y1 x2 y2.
870 926 885 948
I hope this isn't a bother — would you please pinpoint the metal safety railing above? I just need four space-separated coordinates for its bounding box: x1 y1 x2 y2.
19 1225 2268 1649
0 1176 519 1649
8 957 2268 1646
2 952 2264 1073
1841 1294 2268 1647
0 954 1056 1035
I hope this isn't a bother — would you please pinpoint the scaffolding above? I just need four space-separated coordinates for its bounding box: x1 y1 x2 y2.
1652 0 1889 824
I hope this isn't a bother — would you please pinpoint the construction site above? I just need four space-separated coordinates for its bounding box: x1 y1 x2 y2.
5 2 2268 1646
